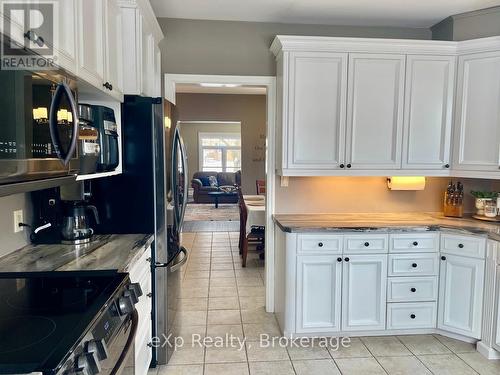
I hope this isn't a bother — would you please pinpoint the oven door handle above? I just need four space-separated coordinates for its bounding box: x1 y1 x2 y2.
169 246 188 273
49 81 79 166
110 309 139 375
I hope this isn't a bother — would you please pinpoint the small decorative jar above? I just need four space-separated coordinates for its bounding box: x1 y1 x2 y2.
475 198 493 216
484 200 497 218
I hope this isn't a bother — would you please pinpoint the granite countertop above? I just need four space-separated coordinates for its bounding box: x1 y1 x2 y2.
0 234 154 273
273 212 500 241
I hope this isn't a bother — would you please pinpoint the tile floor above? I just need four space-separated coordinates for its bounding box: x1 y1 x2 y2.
150 231 500 375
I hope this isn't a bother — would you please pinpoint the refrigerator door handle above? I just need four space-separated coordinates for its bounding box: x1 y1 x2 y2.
169 247 188 273
179 136 189 229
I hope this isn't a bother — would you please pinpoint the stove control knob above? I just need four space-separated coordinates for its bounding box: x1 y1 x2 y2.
76 351 101 375
86 338 109 361
127 283 143 304
118 291 134 315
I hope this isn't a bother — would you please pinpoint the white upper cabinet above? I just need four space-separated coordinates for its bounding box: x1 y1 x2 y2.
296 256 342 333
453 51 500 172
154 45 162 97
287 52 347 170
402 55 455 170
141 21 155 97
104 0 124 100
76 0 105 88
437 254 485 339
53 0 78 74
341 254 387 331
345 54 405 170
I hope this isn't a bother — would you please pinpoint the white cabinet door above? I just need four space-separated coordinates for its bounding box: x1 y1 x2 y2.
120 6 142 95
287 52 348 170
453 51 500 171
296 256 342 333
495 265 500 351
52 0 77 74
104 0 123 99
346 54 405 170
154 44 161 97
77 0 105 88
141 19 154 97
342 254 387 331
438 254 485 339
402 55 455 170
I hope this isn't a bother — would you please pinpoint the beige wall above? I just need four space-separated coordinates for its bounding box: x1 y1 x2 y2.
275 177 497 214
178 121 241 184
175 93 266 194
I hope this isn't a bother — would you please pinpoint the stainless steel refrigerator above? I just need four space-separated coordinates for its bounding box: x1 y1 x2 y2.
91 96 188 366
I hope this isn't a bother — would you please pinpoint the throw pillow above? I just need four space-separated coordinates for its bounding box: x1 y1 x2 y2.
208 175 218 187
199 176 210 186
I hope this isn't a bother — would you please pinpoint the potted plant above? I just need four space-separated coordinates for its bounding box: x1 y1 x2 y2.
471 191 499 215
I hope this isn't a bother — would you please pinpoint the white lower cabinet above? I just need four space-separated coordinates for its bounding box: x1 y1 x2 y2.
438 253 485 339
296 256 342 333
387 302 437 329
494 265 500 351
342 254 388 331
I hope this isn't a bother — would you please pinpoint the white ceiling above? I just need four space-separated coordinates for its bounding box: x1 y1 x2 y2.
176 83 267 95
150 0 500 28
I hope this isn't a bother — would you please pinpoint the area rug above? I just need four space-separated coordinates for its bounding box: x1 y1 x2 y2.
184 203 239 221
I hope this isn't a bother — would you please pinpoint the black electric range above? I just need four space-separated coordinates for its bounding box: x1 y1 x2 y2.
0 271 139 375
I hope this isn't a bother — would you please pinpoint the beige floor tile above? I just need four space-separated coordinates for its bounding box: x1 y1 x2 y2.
210 270 236 278
206 324 244 339
180 286 209 299
239 296 266 310
397 335 451 355
168 346 205 365
171 325 206 343
241 307 277 324
210 278 237 287
209 296 240 310
361 336 412 357
458 352 500 375
204 363 249 375
208 309 242 325
335 357 386 375
211 258 234 264
328 337 372 358
184 271 210 279
186 264 210 271
378 356 432 375
293 359 341 375
418 354 477 374
173 311 207 326
248 361 295 375
243 322 281 341
205 346 247 363
433 335 477 353
238 286 266 297
148 367 158 375
181 279 209 289
235 269 262 278
286 344 331 360
156 364 203 375
211 263 234 271
209 286 238 297
246 341 289 362
178 298 208 311
237 277 264 287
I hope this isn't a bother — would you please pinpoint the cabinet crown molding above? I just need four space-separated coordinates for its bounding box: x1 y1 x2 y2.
270 35 500 56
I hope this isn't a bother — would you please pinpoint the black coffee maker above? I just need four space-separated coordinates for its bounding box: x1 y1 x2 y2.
60 201 100 244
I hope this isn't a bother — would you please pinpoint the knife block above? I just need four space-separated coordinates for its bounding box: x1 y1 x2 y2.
443 192 463 218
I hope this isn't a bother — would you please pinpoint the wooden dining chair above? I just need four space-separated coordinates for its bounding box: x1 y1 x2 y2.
256 180 266 195
237 187 265 267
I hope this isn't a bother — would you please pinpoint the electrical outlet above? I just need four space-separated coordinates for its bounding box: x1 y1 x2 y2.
13 210 23 233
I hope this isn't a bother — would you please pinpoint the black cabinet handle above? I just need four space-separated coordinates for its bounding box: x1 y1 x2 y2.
346 164 352 168
344 257 350 262
412 241 418 246
410 287 416 293
410 314 416 319
339 164 345 169
364 242 370 247
318 242 323 247
337 257 342 262
412 263 418 268
458 243 464 248
441 256 446 261
444 164 450 168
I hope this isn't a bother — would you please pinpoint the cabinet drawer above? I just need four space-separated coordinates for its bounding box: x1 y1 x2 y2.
388 254 438 276
387 277 438 302
136 275 152 329
135 316 152 375
440 234 486 259
344 234 388 254
298 234 342 254
387 302 437 329
389 233 438 253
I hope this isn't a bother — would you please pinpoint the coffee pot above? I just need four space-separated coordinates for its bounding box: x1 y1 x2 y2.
61 202 100 244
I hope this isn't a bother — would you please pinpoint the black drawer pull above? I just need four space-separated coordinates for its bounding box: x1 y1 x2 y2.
410 287 416 293
444 164 450 168
364 242 370 247
458 243 464 248
339 164 345 168
346 164 352 168
410 314 416 319
318 242 324 247
441 256 446 261
412 241 418 246
344 257 350 262
337 257 342 262
411 263 418 268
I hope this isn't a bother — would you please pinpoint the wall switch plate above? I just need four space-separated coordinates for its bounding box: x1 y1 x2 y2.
13 209 23 233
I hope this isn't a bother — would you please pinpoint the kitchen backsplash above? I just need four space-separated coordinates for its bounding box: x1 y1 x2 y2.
0 193 33 257
275 176 498 214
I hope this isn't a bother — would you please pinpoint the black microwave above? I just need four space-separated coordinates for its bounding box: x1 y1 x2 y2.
0 67 80 185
